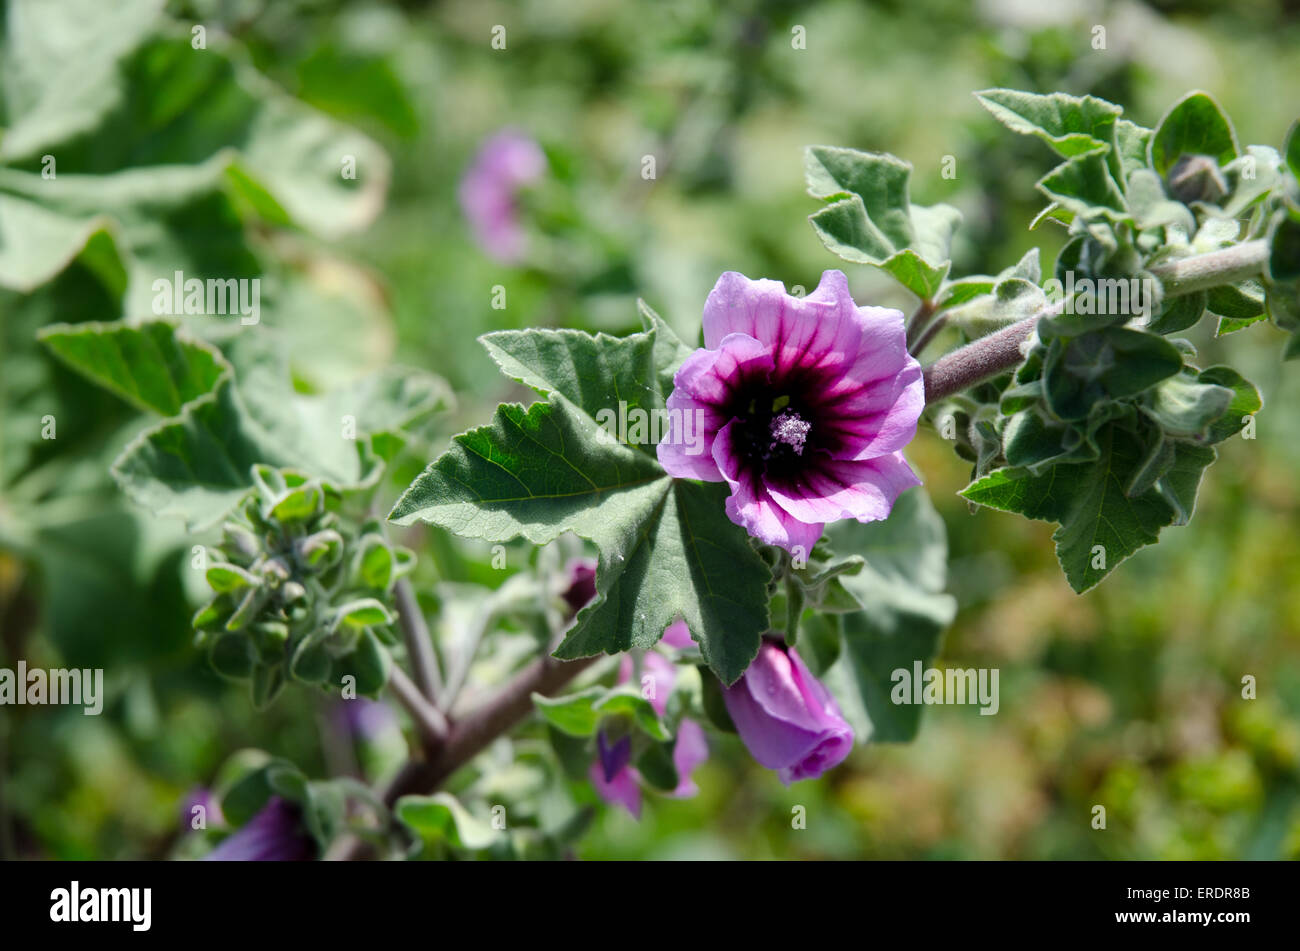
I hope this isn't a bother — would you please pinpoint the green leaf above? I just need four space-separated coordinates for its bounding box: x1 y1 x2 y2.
637 299 694 397
335 628 391 697
1113 119 1154 182
1147 290 1206 335
270 483 323 523
251 664 286 709
1268 204 1300 282
1141 374 1233 439
206 562 260 593
1149 92 1239 177
481 327 661 432
961 424 1215 592
1208 282 1267 335
805 145 960 295
1285 120 1300 182
335 599 394 629
594 688 670 741
389 383 770 684
821 487 956 742
37 320 228 415
532 687 607 736
396 794 500 852
357 539 395 590
1126 169 1196 233
1037 151 1128 220
635 741 679 791
110 378 291 530
1042 328 1183 422
809 195 896 263
975 89 1123 157
1196 366 1262 443
209 632 256 680
805 146 913 248
879 249 949 300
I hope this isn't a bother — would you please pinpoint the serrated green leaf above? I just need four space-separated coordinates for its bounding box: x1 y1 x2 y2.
961 425 1215 592
879 249 949 299
805 146 913 248
975 89 1123 157
389 397 769 685
37 320 228 415
481 327 662 434
1038 151 1128 220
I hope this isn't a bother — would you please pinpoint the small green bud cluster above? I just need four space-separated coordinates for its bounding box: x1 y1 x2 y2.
192 466 413 707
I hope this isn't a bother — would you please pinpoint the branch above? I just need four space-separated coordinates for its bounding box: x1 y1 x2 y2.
922 240 1270 405
393 577 442 703
386 665 449 751
326 653 599 860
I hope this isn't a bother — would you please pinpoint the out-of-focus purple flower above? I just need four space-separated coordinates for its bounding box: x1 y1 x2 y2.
180 787 221 833
204 796 317 862
588 755 644 819
723 641 853 784
333 696 398 742
458 129 546 262
559 557 598 619
657 270 924 554
590 624 709 817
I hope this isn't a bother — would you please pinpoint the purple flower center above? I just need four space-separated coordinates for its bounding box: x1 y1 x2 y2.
769 409 810 455
730 382 827 481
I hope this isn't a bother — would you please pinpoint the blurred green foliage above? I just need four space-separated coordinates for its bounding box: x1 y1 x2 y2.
2 0 1299 859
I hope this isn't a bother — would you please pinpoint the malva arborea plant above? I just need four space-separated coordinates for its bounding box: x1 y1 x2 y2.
33 67 1300 861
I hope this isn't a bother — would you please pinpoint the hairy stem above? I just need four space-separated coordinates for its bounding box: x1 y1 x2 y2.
922 240 1270 405
394 577 443 703
905 297 939 351
387 665 449 750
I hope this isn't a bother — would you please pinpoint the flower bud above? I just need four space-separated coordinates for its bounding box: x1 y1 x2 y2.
1167 153 1227 205
722 641 853 784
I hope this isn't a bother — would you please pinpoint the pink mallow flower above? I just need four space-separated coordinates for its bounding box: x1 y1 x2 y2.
723 641 853 784
458 129 546 262
589 624 708 818
657 270 924 553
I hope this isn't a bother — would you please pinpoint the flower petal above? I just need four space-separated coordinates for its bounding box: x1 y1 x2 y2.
722 644 854 785
766 451 921 525
656 332 772 481
669 719 709 798
589 761 642 819
713 420 824 554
